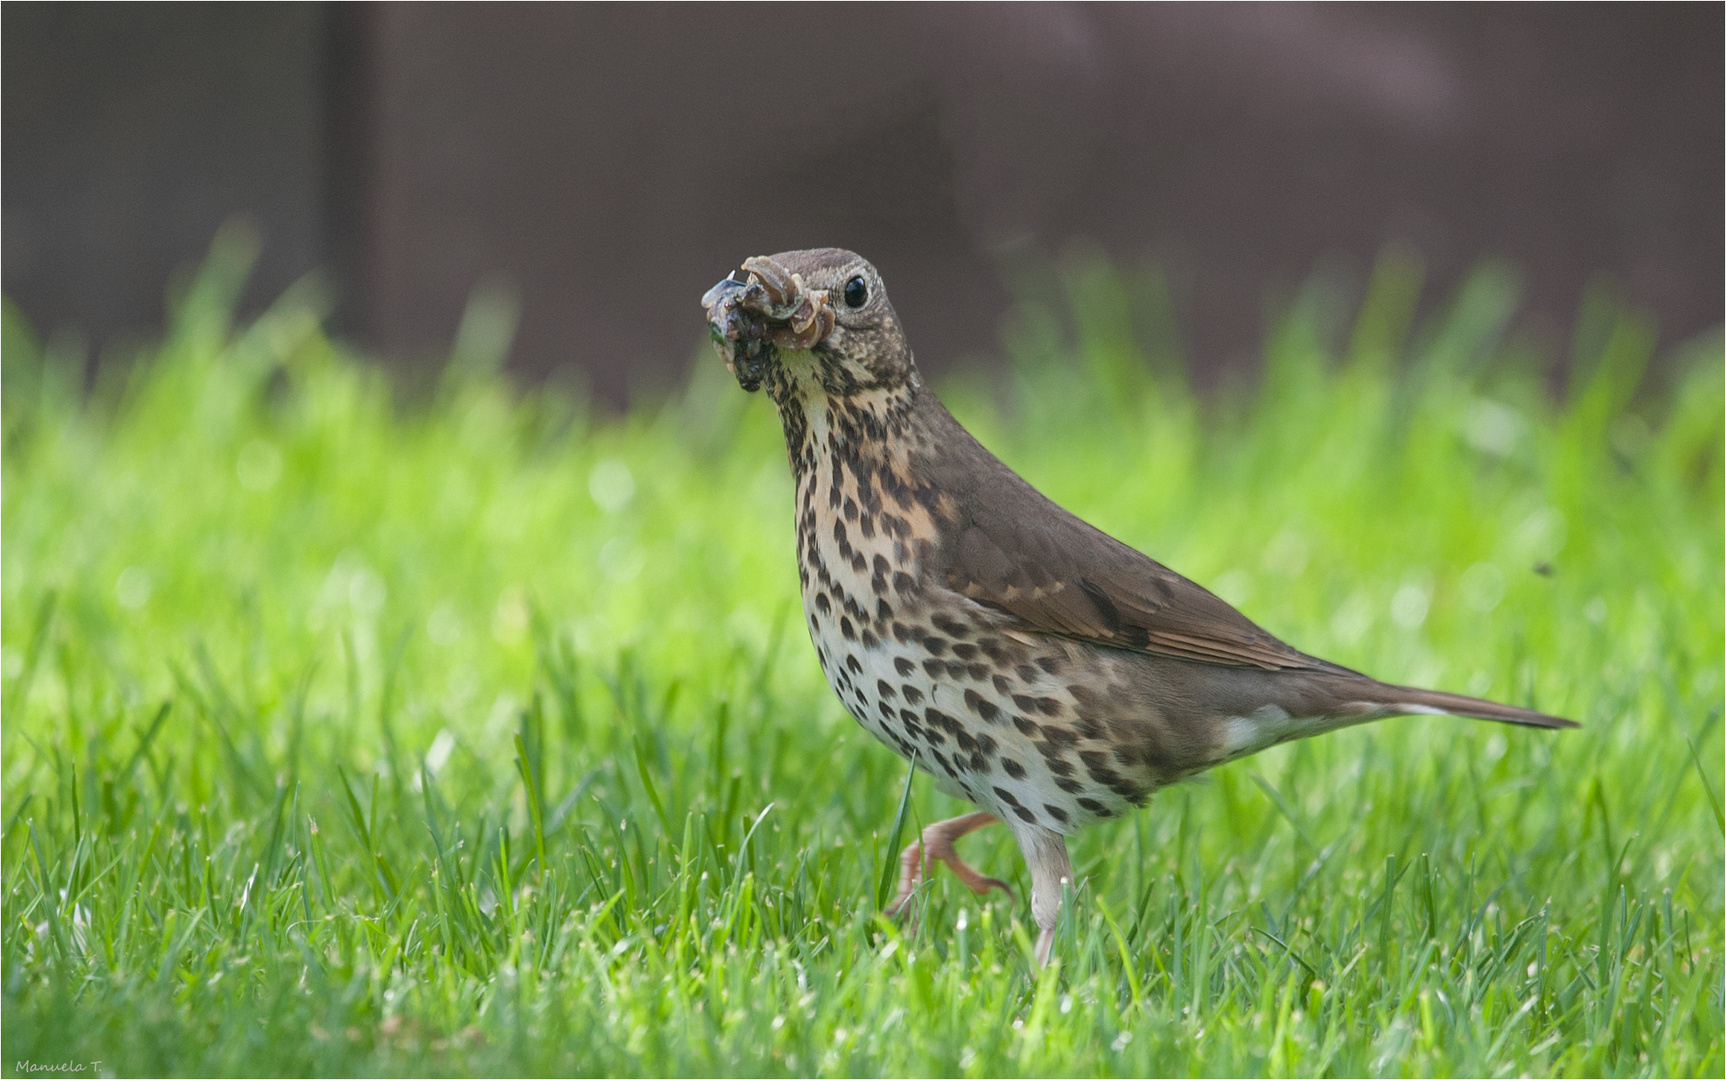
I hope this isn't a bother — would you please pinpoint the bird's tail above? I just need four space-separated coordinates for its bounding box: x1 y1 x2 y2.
1366 683 1577 730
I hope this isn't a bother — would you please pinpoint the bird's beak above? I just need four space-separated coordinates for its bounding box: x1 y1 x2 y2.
702 269 774 392
702 256 836 351
700 272 748 312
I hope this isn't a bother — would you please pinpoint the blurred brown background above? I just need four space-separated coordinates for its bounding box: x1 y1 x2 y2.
4 3 1721 400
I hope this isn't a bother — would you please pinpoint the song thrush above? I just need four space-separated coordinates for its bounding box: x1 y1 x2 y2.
701 248 1575 966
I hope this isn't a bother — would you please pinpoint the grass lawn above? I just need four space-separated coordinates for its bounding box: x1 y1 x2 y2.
3 231 1722 1076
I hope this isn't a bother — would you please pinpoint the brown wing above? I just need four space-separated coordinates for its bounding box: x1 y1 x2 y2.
933 434 1325 671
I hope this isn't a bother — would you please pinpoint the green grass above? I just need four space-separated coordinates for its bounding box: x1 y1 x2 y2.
3 229 1721 1076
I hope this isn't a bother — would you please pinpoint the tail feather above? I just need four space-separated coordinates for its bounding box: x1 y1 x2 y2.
1371 684 1577 730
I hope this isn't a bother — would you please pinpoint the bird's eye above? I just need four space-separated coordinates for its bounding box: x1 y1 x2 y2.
843 275 868 308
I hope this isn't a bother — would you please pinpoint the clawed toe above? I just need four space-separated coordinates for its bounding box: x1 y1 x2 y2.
884 811 1009 917
955 871 1014 901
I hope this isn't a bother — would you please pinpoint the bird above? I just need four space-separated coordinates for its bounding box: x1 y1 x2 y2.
700 247 1576 966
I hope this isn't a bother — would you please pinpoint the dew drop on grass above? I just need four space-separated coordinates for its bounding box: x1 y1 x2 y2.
493 588 529 643
1391 583 1430 628
1483 733 1507 764
589 458 636 513
1462 398 1525 457
1460 562 1504 612
427 603 463 646
1331 591 1374 644
1212 569 1252 606
349 568 387 615
116 566 153 609
425 729 457 774
1262 531 1309 578
599 537 645 582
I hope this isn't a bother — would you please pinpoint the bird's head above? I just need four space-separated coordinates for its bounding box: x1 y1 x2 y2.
701 248 916 403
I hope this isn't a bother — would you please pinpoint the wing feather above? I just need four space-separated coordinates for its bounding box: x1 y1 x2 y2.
940 468 1323 672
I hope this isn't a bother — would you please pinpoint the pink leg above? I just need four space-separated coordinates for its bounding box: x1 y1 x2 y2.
885 811 1014 916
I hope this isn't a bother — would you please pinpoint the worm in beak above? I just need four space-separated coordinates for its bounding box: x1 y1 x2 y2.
737 256 836 350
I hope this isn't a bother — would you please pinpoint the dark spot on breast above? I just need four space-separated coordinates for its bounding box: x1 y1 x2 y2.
931 613 970 639
1002 758 1026 779
1079 751 1118 781
861 628 878 648
901 684 924 704
1076 797 1105 813
1043 726 1079 748
851 553 868 573
967 663 989 680
1012 715 1042 738
925 708 961 733
1012 806 1038 824
933 751 955 776
923 658 945 677
992 674 1012 694
843 496 859 521
892 571 915 594
894 657 916 676
878 700 895 718
1043 804 1070 824
891 622 910 643
1075 716 1103 740
963 689 1000 722
859 514 875 539
975 733 997 756
1036 656 1065 675
840 617 856 640
1012 694 1036 712
1036 697 1063 717
923 637 948 656
877 679 897 700
1016 665 1039 682
946 660 968 678
1044 757 1074 777
952 643 978 660
1056 777 1085 793
876 598 893 620
816 594 831 614
873 554 890 577
992 786 1020 806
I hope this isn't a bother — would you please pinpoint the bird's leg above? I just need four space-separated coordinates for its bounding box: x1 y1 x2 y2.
885 811 1012 917
1016 828 1074 967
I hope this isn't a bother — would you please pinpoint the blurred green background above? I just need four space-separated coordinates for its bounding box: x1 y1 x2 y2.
2 226 1721 1076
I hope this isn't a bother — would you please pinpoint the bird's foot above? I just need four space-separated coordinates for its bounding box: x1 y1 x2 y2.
885 811 1012 917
